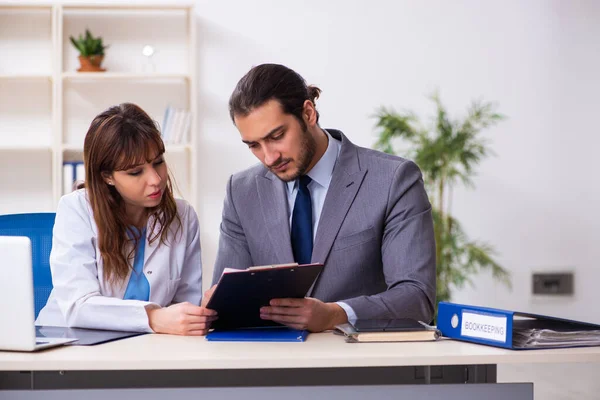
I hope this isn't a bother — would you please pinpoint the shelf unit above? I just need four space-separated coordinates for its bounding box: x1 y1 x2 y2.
0 4 55 214
62 72 191 80
0 2 197 215
0 74 53 80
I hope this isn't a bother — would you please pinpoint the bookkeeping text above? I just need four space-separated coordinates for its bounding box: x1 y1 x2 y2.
463 322 505 335
461 312 508 343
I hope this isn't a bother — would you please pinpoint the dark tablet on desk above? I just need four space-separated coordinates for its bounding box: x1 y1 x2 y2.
206 263 324 330
36 326 145 345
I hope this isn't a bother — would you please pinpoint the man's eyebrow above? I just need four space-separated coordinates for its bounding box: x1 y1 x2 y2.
242 125 285 145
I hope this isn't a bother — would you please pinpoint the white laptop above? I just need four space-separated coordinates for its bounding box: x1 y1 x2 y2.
0 236 76 351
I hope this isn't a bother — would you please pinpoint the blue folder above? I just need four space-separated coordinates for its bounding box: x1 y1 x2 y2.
438 301 600 350
206 327 309 342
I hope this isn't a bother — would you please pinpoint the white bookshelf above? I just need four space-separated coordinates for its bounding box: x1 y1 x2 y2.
0 4 55 214
62 72 191 80
0 2 197 214
0 74 53 80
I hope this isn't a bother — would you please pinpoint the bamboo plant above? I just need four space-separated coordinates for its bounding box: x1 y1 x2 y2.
374 92 511 309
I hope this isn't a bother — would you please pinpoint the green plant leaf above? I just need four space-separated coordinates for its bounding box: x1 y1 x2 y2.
69 29 106 56
373 92 510 313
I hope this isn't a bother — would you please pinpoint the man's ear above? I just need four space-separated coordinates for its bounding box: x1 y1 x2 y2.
302 100 317 127
101 172 114 186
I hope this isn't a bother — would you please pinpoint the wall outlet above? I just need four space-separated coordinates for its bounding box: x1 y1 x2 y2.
532 272 574 295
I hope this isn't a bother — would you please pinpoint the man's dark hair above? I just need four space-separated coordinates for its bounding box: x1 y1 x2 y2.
229 63 321 129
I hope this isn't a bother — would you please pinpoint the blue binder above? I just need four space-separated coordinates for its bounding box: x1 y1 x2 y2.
206 327 309 342
437 301 600 350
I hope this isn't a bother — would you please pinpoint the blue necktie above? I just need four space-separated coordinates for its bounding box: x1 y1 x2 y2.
291 175 313 265
123 227 150 301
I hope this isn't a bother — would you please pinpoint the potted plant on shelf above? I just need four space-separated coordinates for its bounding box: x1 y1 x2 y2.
373 91 511 316
69 29 108 72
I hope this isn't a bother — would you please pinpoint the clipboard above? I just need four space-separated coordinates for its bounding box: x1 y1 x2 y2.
206 263 324 330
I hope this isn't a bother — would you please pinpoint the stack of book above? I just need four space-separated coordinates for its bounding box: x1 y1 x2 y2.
334 319 441 343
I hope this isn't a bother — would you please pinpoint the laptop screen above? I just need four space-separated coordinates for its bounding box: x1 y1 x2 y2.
0 236 37 351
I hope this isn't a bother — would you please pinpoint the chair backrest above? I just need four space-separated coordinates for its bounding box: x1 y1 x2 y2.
0 213 56 319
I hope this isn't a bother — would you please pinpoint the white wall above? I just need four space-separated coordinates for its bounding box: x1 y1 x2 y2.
192 0 600 324
6 0 599 322
4 1 600 397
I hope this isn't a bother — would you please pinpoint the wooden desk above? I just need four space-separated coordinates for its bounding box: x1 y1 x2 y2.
1 333 599 390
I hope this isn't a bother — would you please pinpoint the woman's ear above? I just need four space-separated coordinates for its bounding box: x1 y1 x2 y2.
101 172 114 186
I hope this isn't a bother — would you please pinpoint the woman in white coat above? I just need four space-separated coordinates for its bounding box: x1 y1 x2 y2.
36 103 217 335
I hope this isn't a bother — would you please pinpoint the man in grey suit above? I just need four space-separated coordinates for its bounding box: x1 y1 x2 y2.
211 63 436 332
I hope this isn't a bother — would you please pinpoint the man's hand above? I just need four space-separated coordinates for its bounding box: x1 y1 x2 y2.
201 284 217 308
260 297 348 332
146 302 218 336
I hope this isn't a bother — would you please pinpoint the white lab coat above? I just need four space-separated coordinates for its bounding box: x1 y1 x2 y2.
35 189 203 332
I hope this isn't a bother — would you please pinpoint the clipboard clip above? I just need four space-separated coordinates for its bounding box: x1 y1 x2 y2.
247 263 299 271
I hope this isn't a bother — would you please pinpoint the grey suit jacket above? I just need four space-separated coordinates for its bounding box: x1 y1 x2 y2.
212 129 436 322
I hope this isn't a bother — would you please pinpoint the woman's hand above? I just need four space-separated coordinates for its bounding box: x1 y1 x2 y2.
146 302 218 336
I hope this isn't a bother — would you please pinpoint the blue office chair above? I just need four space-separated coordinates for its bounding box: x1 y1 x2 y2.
0 213 56 319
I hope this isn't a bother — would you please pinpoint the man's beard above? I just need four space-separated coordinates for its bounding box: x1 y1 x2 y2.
270 127 316 182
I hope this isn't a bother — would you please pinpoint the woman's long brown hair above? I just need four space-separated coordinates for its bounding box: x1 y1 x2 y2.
83 103 181 285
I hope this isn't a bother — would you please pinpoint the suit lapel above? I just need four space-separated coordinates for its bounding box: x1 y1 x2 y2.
250 130 366 268
312 131 367 265
256 172 294 263
312 171 366 264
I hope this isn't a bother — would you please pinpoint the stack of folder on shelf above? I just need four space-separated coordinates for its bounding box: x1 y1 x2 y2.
334 318 441 343
437 301 600 350
63 161 85 195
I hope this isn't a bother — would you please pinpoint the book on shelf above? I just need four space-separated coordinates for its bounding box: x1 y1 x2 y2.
334 319 441 343
161 105 190 146
62 161 85 195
